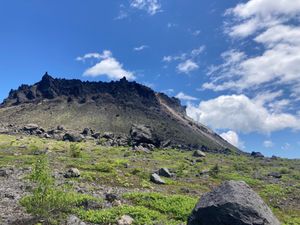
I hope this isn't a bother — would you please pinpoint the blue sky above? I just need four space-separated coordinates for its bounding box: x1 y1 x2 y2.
0 0 300 158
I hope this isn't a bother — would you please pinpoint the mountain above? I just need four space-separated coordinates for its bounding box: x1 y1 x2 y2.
0 73 238 152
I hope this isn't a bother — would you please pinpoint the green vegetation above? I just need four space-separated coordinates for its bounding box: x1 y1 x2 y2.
123 192 197 221
0 134 299 224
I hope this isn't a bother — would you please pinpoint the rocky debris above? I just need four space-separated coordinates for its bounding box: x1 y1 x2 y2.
81 128 93 136
187 180 280 225
150 173 165 184
0 168 33 225
251 151 264 158
117 215 134 225
92 132 101 139
77 199 102 210
158 168 173 178
105 193 119 203
23 123 39 131
268 172 282 179
64 168 80 178
63 132 84 142
66 215 86 225
130 124 157 146
192 150 206 157
199 169 210 176
0 169 10 177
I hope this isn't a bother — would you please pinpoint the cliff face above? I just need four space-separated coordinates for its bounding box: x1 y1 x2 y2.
0 73 239 152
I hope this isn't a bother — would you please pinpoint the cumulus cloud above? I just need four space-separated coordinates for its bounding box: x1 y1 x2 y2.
186 94 300 133
163 46 205 74
77 50 135 80
177 60 199 74
130 0 161 15
220 130 242 148
263 140 274 148
175 92 198 101
204 0 300 108
133 45 148 51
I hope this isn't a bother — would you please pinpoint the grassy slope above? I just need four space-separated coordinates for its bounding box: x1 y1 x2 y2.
0 134 299 224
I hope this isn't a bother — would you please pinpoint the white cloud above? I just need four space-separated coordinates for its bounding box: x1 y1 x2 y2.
78 50 135 80
186 94 300 133
220 130 242 148
175 92 198 101
263 140 274 148
177 60 199 74
204 0 300 113
130 0 161 15
133 45 148 51
192 30 201 36
76 50 112 61
163 46 205 63
162 88 174 95
281 142 291 150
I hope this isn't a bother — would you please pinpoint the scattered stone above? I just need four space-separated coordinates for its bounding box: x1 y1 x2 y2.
105 193 119 203
251 151 264 158
0 169 9 177
188 180 280 225
102 132 114 139
66 215 86 225
199 169 210 176
57 125 65 131
63 132 84 142
268 172 282 179
117 215 134 225
79 199 102 210
193 150 206 157
158 168 173 178
92 132 101 139
23 123 39 131
64 168 80 178
150 173 165 184
81 128 93 136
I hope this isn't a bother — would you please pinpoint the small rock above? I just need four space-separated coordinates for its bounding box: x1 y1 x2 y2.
105 193 119 202
0 169 9 177
63 132 84 142
66 215 86 225
23 123 39 131
193 150 206 157
268 172 282 179
117 215 134 225
150 173 165 184
64 168 80 178
158 168 173 178
92 132 101 139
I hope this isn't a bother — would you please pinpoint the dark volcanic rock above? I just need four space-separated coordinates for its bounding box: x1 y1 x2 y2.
251 151 264 158
158 168 173 178
188 180 280 225
130 124 158 146
268 172 282 179
63 132 84 142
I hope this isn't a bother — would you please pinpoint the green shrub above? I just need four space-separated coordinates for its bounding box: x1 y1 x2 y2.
77 205 177 225
69 143 82 158
209 164 220 178
123 192 197 221
20 156 94 224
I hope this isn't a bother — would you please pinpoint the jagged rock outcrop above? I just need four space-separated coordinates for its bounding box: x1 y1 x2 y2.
0 73 240 153
188 180 280 225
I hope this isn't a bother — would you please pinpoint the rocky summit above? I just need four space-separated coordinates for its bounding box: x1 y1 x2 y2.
0 73 238 153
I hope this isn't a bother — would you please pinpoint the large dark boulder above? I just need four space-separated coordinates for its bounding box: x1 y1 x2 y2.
130 124 157 145
63 132 83 142
188 180 280 225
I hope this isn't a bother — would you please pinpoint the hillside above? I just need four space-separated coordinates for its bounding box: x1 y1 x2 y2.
0 134 299 224
0 73 238 153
